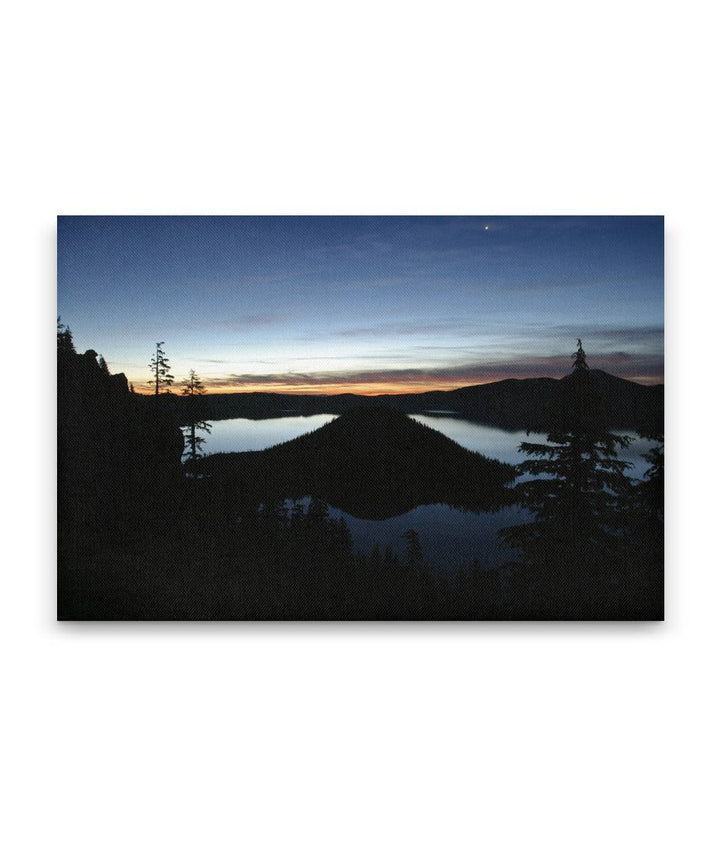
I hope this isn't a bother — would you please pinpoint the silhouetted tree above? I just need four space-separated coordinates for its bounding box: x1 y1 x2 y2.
502 431 632 563
637 433 664 520
57 317 75 355
148 341 174 397
572 337 589 372
307 496 330 525
500 341 634 615
403 529 423 571
98 354 110 375
626 432 664 617
181 369 211 473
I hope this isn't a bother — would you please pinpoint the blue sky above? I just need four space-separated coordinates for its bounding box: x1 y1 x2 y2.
57 215 664 393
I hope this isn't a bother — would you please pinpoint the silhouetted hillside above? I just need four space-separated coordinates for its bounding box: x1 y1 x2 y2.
197 407 515 519
58 341 183 617
160 370 663 431
414 369 663 430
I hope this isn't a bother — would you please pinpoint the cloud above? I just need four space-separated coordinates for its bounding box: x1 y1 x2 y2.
548 323 664 340
333 318 481 339
185 358 236 364
224 312 289 330
202 350 664 391
181 357 276 365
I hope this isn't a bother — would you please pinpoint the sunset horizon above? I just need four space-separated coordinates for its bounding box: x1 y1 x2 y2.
57 215 664 397
128 367 664 398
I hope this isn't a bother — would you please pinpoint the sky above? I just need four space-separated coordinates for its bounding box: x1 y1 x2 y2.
57 216 664 394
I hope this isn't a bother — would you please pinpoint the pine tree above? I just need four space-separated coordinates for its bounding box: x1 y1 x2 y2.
181 369 211 473
625 432 664 617
501 429 632 563
403 528 423 572
148 341 174 396
636 433 664 521
57 317 75 355
572 337 589 372
98 354 110 375
500 340 633 610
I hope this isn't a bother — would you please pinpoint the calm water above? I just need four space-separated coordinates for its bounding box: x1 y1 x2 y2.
410 414 656 478
320 499 522 572
201 414 337 453
198 413 656 572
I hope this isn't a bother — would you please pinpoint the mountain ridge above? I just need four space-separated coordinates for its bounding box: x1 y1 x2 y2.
156 369 663 431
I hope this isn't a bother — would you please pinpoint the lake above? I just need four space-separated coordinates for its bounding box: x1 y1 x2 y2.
410 414 656 475
195 413 656 573
200 413 338 453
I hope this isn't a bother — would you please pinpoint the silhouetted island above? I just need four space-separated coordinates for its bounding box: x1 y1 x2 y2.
196 407 515 519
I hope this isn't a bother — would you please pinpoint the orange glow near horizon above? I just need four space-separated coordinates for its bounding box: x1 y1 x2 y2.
130 373 664 396
132 381 487 396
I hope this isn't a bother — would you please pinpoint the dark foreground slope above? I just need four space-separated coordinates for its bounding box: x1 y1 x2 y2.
163 369 663 431
58 344 184 618
198 407 515 519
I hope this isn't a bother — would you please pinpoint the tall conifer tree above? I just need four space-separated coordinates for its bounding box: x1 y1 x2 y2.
148 341 174 396
500 340 633 611
181 369 211 473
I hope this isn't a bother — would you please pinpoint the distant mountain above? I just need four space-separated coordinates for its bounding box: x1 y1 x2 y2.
394 369 663 431
198 407 515 520
161 369 663 431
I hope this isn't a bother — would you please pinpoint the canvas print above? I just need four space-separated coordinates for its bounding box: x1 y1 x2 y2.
57 216 664 620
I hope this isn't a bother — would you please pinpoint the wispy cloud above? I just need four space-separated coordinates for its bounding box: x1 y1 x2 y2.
333 318 483 339
289 317 476 346
223 312 289 330
181 356 276 365
202 350 664 392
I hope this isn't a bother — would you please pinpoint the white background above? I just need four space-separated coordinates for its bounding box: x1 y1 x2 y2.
2 2 718 854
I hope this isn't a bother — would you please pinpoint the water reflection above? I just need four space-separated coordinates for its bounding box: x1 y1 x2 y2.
199 414 337 454
410 413 655 477
207 413 656 572
204 411 656 477
410 414 548 466
329 502 527 573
